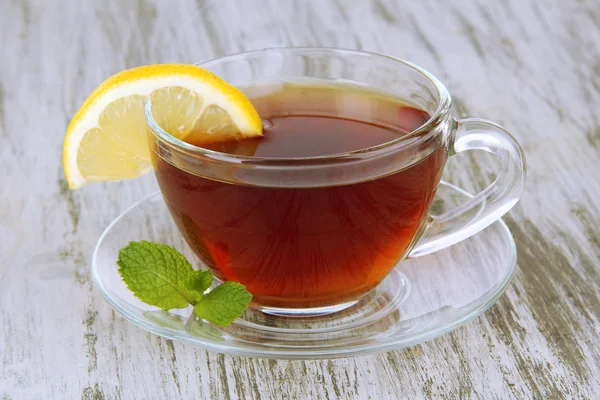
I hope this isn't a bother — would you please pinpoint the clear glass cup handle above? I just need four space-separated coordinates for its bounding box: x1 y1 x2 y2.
409 118 526 257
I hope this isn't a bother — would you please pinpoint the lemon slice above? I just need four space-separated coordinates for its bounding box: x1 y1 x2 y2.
62 64 263 189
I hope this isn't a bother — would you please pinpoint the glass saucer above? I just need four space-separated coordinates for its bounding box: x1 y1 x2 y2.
92 182 517 359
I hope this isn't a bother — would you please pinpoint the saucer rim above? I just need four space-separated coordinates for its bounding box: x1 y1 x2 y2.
91 183 517 359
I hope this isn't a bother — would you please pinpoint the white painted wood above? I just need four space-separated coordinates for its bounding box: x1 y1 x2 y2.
1 0 599 398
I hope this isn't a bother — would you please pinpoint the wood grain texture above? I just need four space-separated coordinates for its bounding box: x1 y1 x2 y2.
1 0 599 398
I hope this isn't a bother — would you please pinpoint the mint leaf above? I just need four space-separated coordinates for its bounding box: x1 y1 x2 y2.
194 282 252 327
117 241 197 310
184 269 214 303
118 241 252 327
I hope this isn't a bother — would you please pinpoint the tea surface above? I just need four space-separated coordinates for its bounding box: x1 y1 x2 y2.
195 83 431 157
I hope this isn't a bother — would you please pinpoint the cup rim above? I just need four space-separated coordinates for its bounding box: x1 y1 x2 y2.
145 47 452 164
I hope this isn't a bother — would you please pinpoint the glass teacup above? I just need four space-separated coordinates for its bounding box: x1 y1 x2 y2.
146 48 525 316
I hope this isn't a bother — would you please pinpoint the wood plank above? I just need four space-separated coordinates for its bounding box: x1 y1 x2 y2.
0 0 598 398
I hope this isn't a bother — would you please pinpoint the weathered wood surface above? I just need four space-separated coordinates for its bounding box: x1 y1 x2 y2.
1 0 599 398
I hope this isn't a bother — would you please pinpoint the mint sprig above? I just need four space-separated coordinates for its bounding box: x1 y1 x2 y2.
117 241 251 327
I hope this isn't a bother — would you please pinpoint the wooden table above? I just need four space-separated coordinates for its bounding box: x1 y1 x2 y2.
1 0 599 398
